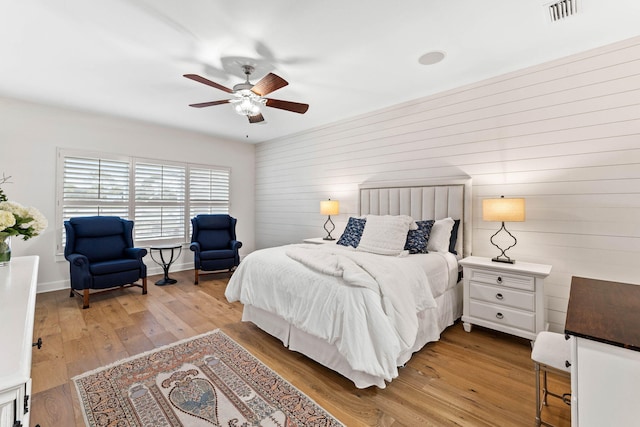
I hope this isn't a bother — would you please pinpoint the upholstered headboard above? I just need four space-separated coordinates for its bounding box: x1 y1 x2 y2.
359 178 472 258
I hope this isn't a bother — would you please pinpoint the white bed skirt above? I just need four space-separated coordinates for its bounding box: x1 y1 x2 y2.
242 280 463 389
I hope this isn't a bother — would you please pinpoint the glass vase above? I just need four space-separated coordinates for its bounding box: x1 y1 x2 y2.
0 236 11 266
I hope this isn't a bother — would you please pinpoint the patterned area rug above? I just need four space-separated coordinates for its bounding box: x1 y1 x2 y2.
73 329 343 426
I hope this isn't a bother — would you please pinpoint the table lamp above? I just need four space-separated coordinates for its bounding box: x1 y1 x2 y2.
482 196 525 263
320 199 339 240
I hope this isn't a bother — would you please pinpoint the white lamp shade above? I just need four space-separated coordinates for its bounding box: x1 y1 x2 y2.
482 198 525 222
320 200 339 216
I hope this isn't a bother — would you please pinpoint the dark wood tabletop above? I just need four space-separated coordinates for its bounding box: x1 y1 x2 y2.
565 276 640 351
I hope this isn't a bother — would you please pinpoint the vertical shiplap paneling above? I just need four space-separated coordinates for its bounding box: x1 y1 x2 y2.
256 36 640 332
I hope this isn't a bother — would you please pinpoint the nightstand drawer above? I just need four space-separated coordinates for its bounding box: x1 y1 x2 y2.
467 269 534 291
469 282 534 311
468 300 535 332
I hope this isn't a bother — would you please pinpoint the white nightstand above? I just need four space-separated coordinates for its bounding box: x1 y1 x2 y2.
303 237 337 244
459 256 552 341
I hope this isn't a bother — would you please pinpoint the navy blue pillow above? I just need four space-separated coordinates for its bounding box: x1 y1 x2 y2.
337 217 366 248
449 219 461 254
404 220 435 254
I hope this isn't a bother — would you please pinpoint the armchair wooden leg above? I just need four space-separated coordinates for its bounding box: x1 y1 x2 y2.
82 289 90 309
194 269 199 285
70 289 74 298
142 277 148 295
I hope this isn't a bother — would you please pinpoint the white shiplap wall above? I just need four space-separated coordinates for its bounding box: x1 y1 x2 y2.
255 36 640 332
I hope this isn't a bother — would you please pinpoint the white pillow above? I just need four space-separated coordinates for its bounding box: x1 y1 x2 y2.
427 217 455 252
356 215 417 256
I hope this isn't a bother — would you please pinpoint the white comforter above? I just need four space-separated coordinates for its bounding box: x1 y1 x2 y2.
225 243 452 382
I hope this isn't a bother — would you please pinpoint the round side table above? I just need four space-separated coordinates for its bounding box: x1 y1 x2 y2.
150 244 183 286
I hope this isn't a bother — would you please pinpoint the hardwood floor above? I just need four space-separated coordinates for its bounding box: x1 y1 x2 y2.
30 270 571 426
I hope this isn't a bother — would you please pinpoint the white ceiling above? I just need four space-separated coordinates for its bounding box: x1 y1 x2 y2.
2 0 640 143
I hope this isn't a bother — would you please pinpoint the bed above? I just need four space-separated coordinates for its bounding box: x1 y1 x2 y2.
225 179 472 388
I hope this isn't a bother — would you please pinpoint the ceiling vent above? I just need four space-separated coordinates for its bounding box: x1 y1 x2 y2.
547 0 578 22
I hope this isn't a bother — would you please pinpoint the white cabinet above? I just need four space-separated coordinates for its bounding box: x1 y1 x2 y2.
0 382 30 427
565 276 640 427
0 256 39 427
460 256 551 341
570 338 640 426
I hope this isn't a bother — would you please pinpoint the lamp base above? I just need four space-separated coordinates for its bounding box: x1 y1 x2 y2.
323 215 336 241
489 222 517 264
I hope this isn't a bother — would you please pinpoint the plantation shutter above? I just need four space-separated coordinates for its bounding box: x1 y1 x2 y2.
62 156 130 215
60 156 130 251
134 161 186 242
189 166 230 218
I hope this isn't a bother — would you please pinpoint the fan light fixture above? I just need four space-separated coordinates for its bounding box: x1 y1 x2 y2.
482 196 525 264
233 92 263 117
320 199 339 241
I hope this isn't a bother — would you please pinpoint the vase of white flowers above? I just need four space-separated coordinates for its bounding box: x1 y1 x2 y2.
0 175 48 266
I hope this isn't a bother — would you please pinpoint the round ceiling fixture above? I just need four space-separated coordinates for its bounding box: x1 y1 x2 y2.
418 51 446 65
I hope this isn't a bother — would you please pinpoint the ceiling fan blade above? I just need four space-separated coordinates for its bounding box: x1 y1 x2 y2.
251 73 288 96
248 113 265 123
188 100 231 108
265 98 309 114
184 74 234 94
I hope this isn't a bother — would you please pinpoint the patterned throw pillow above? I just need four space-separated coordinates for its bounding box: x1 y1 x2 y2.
404 220 435 254
336 217 366 248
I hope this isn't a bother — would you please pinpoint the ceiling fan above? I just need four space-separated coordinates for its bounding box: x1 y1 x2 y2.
184 65 309 123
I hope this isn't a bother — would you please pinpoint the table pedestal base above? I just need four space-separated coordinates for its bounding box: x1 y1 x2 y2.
150 245 182 287
155 277 177 286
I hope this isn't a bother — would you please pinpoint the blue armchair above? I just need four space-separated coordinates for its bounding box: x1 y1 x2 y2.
64 216 147 309
190 214 242 284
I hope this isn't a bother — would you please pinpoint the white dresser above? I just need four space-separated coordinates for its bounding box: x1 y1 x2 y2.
460 256 552 341
0 256 39 427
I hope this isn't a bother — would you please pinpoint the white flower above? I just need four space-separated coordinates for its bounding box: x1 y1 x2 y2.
23 206 48 235
0 210 15 230
0 201 26 216
0 200 47 240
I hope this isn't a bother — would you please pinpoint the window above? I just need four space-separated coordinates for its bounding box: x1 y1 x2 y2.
134 161 186 242
189 167 230 217
61 155 130 219
56 148 230 253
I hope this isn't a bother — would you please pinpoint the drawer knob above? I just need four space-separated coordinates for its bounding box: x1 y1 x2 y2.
495 293 504 300
496 312 504 320
496 276 503 284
